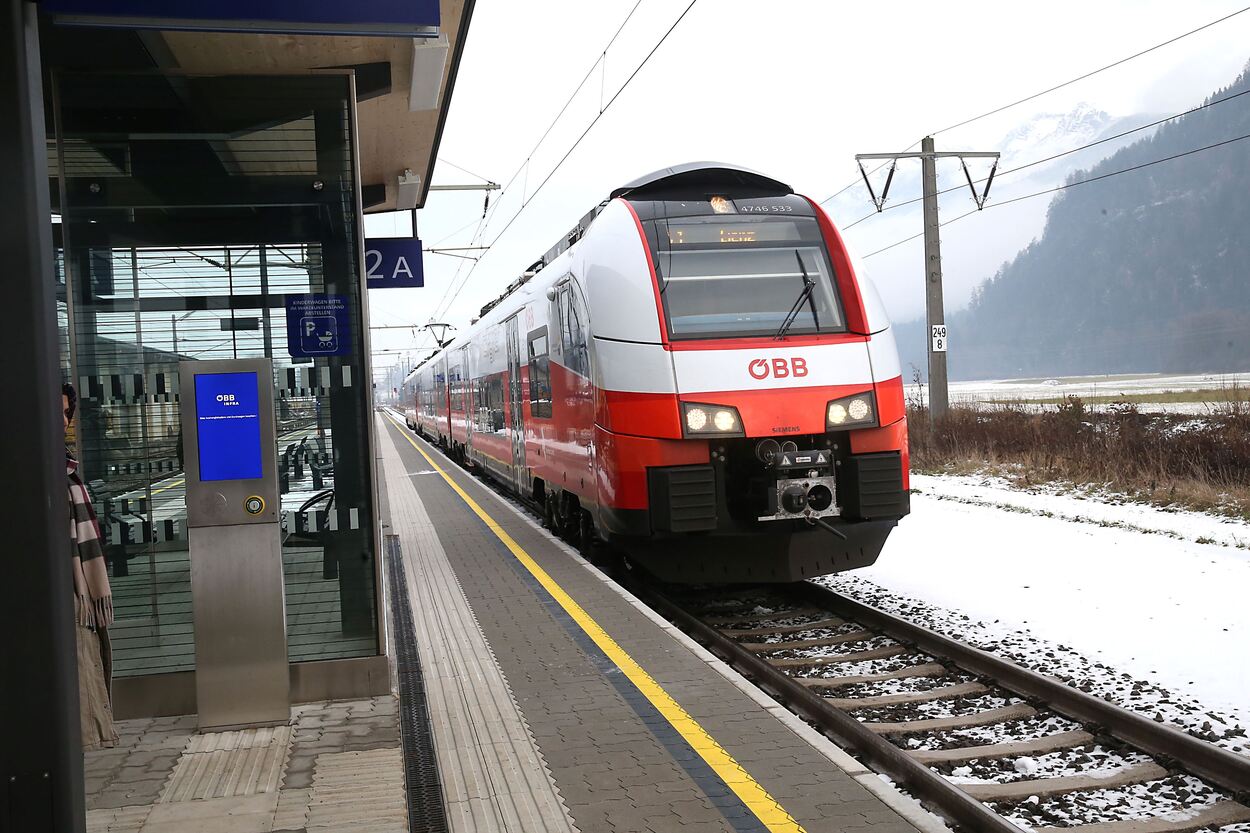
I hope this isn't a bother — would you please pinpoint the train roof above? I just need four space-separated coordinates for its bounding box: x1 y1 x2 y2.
609 162 792 200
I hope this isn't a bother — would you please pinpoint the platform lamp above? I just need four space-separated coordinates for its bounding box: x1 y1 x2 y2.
425 322 455 348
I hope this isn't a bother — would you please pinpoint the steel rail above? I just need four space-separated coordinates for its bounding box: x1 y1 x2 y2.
637 584 1025 833
795 582 1250 796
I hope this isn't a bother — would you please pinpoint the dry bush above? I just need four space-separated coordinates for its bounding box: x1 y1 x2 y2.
908 396 1250 518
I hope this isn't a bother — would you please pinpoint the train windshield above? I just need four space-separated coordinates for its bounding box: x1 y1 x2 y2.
651 215 846 339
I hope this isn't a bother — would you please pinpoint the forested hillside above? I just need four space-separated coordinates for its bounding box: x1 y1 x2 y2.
896 62 1250 380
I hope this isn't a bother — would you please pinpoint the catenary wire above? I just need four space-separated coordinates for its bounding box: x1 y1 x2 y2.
421 0 649 324
841 86 1250 230
428 202 491 325
469 0 646 244
930 5 1250 137
820 5 1250 206
435 6 1248 327
427 0 649 321
861 129 1250 259
433 0 699 323
435 157 494 184
430 215 488 247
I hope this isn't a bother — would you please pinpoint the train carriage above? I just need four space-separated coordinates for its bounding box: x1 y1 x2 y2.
401 163 909 583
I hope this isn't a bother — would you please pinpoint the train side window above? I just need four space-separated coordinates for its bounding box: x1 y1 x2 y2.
449 362 462 412
476 378 490 432
559 286 590 378
527 327 552 418
486 375 505 432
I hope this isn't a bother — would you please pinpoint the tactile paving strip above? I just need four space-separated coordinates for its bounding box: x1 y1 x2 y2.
380 417 579 833
157 726 291 803
308 747 409 832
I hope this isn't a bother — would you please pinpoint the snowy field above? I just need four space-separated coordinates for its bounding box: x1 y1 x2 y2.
905 371 1250 414
821 473 1250 755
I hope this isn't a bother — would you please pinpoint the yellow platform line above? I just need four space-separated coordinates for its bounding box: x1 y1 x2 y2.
385 414 805 833
152 478 185 496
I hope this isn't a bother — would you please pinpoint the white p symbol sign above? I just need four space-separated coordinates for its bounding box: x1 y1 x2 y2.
305 321 317 337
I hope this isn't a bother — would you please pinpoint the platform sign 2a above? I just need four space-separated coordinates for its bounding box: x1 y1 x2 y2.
365 238 424 289
285 294 352 358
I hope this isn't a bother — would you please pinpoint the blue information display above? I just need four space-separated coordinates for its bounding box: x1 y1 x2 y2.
194 372 263 481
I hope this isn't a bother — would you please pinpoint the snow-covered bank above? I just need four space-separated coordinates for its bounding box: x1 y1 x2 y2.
820 473 1250 753
911 473 1250 549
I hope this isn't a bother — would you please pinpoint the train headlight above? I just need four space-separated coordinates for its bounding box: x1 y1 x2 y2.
826 393 877 430
682 402 744 437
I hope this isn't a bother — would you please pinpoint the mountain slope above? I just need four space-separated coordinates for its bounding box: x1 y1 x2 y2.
897 62 1250 380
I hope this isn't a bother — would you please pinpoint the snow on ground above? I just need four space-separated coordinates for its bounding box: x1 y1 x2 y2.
992 774 1221 829
913 473 1250 549
819 473 1250 754
943 745 1154 786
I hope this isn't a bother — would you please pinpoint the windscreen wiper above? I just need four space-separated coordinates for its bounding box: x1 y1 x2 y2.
775 250 819 339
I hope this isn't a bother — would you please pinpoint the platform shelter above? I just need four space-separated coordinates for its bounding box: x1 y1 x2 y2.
1 3 473 828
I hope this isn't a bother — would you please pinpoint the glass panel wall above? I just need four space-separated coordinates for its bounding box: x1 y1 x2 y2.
56 72 378 680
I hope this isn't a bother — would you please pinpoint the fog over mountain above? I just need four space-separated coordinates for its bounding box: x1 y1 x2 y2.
829 102 1165 328
891 61 1250 380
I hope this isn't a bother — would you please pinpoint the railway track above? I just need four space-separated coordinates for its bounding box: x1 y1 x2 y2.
639 581 1250 833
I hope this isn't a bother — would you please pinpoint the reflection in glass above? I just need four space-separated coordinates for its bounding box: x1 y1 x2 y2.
56 73 378 680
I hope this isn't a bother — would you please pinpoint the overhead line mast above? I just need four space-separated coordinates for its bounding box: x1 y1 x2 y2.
854 137 1000 425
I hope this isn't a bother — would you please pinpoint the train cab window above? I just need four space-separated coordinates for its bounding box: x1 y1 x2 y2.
651 215 846 339
527 327 552 418
558 286 590 377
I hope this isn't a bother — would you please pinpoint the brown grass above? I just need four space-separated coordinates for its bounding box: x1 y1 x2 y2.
907 396 1250 519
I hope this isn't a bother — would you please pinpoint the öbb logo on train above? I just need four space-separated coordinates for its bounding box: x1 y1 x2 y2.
747 357 808 380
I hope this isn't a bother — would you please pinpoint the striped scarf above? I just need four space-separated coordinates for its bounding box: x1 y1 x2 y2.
68 453 113 630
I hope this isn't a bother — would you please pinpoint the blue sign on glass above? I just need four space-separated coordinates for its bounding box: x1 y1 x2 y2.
365 238 424 289
285 294 352 358
44 0 439 36
195 372 263 481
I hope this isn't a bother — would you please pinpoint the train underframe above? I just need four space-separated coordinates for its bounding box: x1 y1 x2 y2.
598 431 908 583
407 419 908 584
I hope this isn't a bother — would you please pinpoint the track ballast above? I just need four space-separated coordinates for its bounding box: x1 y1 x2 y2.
642 582 1250 833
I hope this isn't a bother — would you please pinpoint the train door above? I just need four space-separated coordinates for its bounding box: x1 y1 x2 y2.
505 315 527 493
460 346 473 451
556 281 595 486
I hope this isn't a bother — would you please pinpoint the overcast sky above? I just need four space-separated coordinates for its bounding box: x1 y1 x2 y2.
367 0 1250 375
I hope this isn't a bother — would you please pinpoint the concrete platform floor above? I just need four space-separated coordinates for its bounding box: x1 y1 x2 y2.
84 696 406 833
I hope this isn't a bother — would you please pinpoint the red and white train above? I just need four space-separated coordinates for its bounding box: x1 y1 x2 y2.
401 163 909 582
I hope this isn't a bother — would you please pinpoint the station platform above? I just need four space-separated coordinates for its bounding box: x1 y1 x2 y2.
79 411 942 833
376 411 940 833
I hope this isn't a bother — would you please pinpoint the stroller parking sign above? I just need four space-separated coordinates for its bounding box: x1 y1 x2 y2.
285 294 352 358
